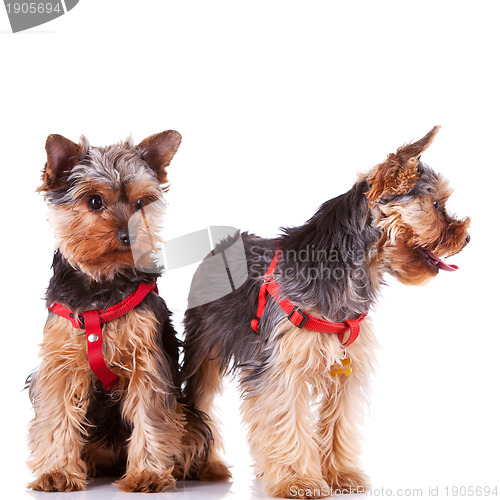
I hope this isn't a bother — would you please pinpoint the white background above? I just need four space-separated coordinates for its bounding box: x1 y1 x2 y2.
1 1 499 499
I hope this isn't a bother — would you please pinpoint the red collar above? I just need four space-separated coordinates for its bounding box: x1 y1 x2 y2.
251 252 366 347
49 281 158 390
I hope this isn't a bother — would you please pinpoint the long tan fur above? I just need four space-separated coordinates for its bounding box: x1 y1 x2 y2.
28 308 184 492
240 320 376 498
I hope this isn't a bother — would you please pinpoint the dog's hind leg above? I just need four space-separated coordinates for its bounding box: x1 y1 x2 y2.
180 344 231 481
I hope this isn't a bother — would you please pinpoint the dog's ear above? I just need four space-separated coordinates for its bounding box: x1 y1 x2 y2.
367 126 440 202
38 134 83 192
137 130 182 184
396 125 440 164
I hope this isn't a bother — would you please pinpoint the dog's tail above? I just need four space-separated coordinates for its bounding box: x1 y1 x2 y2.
174 398 231 481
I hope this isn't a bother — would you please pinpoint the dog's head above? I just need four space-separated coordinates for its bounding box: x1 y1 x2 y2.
365 126 470 285
38 131 181 280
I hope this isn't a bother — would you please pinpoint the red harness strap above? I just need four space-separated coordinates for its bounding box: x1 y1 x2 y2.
49 282 158 390
251 252 367 347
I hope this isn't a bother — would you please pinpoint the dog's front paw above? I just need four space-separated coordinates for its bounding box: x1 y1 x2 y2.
28 471 86 492
270 477 330 498
115 468 176 492
326 469 370 494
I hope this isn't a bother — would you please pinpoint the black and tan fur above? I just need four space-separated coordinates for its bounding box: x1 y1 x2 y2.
182 127 470 498
27 132 230 492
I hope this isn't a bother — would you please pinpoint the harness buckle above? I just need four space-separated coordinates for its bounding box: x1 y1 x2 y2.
288 306 309 328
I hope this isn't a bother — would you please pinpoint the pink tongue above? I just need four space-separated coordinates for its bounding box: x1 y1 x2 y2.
437 260 459 272
425 249 458 272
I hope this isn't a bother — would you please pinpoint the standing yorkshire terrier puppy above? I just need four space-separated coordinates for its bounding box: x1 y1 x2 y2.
27 131 226 492
182 127 470 498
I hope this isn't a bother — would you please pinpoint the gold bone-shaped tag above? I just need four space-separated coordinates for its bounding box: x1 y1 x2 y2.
330 357 352 377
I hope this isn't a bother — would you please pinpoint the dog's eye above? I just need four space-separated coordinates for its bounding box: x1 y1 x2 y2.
135 199 144 210
433 200 439 209
89 195 103 211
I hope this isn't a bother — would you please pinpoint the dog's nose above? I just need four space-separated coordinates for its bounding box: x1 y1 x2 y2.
118 230 131 246
465 234 471 245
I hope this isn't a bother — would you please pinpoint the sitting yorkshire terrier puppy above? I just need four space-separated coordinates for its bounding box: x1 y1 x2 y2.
27 131 228 492
182 127 470 498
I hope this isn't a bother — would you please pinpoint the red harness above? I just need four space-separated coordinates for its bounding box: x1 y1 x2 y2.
251 252 367 347
49 282 158 390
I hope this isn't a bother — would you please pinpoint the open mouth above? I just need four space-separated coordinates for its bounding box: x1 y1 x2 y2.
418 247 458 272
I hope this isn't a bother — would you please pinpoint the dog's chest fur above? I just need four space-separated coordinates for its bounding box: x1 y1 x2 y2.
268 319 377 392
42 307 160 381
